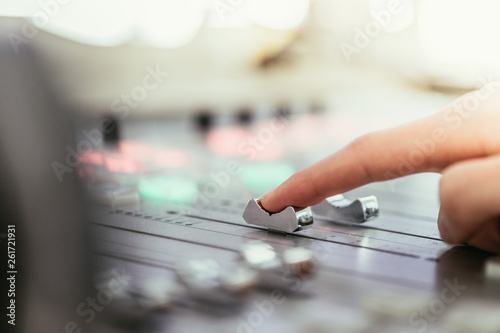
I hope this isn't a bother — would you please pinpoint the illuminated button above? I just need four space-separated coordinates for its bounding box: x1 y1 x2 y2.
206 126 249 157
240 162 294 193
138 176 198 204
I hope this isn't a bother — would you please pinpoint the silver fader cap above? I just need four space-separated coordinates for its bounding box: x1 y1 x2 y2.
239 241 317 290
311 194 379 224
242 198 313 233
175 259 257 305
86 183 140 207
125 278 180 312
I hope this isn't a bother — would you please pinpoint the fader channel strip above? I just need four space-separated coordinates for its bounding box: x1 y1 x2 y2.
89 173 500 333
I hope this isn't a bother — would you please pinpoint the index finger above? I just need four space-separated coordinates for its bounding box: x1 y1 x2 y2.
259 93 500 213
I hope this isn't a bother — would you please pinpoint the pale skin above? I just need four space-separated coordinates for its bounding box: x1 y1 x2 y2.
260 87 500 253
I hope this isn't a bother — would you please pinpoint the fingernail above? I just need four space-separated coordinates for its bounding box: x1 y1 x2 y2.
258 191 273 211
259 189 273 202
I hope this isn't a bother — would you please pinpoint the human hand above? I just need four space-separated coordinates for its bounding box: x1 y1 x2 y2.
259 86 500 253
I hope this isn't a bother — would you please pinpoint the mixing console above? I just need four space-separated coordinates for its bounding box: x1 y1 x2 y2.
81 113 500 333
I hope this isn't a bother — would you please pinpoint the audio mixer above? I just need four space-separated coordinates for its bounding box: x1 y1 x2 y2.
82 112 500 333
2 26 498 333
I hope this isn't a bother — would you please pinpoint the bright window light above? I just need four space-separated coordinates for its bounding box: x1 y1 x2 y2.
2 0 307 47
418 0 500 66
5 0 208 48
135 0 207 49
245 0 309 30
30 0 135 47
369 0 414 33
0 0 39 17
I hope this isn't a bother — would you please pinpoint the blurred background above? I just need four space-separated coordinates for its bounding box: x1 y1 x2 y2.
2 1 500 332
4 0 500 117
3 0 500 200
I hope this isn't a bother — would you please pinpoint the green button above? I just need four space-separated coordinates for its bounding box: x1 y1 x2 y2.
240 162 295 194
138 176 198 204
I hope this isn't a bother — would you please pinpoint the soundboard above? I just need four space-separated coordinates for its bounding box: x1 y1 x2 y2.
2 30 497 333
81 112 500 333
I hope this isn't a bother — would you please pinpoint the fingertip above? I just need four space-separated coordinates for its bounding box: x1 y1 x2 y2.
438 206 471 245
258 190 276 213
259 191 270 202
438 168 470 244
465 220 500 254
437 210 457 244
